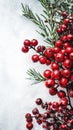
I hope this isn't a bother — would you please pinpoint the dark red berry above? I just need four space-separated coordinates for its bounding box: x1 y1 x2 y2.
31 39 38 46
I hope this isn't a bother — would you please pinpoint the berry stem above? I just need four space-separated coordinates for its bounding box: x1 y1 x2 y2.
66 88 73 109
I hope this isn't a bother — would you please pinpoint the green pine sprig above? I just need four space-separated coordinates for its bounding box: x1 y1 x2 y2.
27 69 46 85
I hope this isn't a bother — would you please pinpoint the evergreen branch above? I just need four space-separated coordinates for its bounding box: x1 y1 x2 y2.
27 69 46 84
21 3 49 37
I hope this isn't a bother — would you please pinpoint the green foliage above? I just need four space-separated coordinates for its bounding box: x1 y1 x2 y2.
27 69 46 84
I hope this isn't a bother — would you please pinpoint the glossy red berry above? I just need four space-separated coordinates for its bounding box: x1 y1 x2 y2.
63 59 71 68
69 52 73 60
51 62 59 70
61 35 67 42
44 48 53 58
21 46 29 53
51 70 60 80
60 24 67 31
26 122 33 130
39 56 46 64
62 11 68 17
31 39 38 46
49 88 57 95
65 47 73 54
61 69 71 78
57 27 62 34
55 52 64 62
64 18 70 25
32 108 39 115
32 54 39 62
23 39 31 46
60 97 68 106
59 77 68 88
53 47 60 53
57 90 66 98
55 40 63 47
45 79 55 88
67 34 73 41
43 70 52 78
68 90 73 98
35 98 42 105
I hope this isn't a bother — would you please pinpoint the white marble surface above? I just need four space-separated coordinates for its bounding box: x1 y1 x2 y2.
0 0 61 130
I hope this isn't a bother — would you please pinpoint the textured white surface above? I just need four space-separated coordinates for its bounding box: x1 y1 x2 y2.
0 0 59 130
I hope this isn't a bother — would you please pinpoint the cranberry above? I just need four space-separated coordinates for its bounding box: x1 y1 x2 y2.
26 122 33 130
44 48 53 58
51 70 60 80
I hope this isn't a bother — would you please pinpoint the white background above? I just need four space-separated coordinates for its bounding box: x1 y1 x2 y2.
0 0 72 130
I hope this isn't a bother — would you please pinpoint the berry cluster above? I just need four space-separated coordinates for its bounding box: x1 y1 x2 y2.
25 98 73 130
21 12 73 130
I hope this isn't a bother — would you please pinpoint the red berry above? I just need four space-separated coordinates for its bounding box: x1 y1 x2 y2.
64 18 70 25
52 102 59 109
59 77 68 88
63 42 70 48
63 59 71 68
62 11 68 17
61 35 67 42
43 70 52 78
69 52 73 60
49 88 57 95
55 40 63 47
68 90 73 98
57 27 62 34
21 46 29 53
25 113 32 119
60 24 67 31
51 70 60 80
44 48 53 58
26 122 33 130
39 56 46 64
37 45 45 52
61 69 71 78
23 39 31 46
53 47 60 53
36 119 42 124
51 62 59 70
35 98 42 105
45 79 55 88
57 90 66 98
46 59 51 65
65 47 73 54
60 97 68 106
59 124 67 129
32 108 39 115
32 54 39 62
67 34 73 41
55 52 64 62
31 39 38 46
